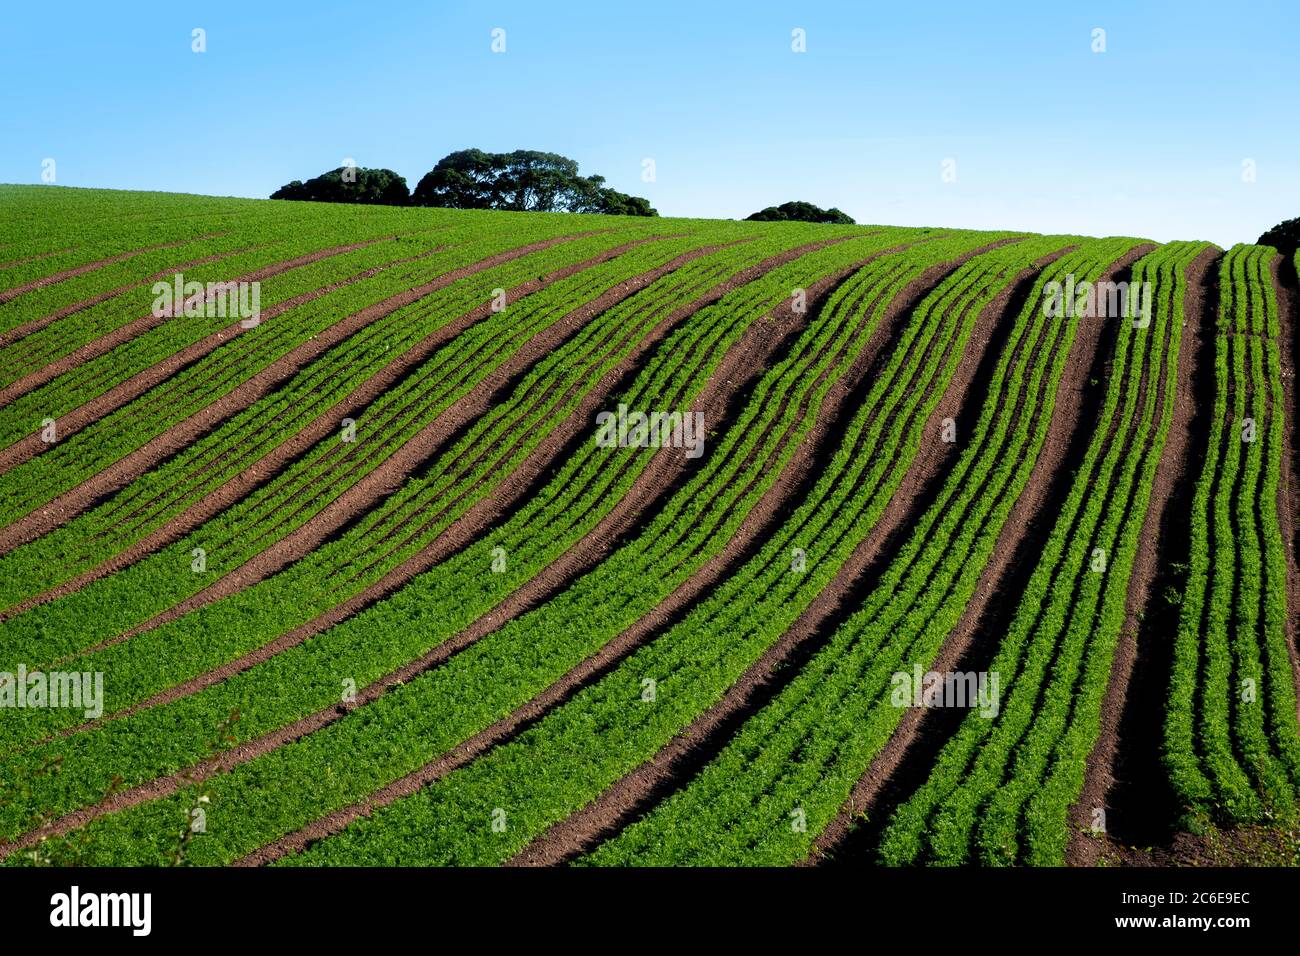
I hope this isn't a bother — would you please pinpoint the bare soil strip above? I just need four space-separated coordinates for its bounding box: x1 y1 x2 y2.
1096 249 1300 868
0 247 256 351
85 243 753 645
0 239 658 628
0 245 444 475
0 233 604 557
0 238 396 408
1065 247 1220 864
132 237 977 867
0 239 868 860
507 240 1040 866
13 237 752 677
35 238 844 728
0 236 224 307
1269 252 1300 696
233 244 929 867
806 243 1156 864
0 247 76 273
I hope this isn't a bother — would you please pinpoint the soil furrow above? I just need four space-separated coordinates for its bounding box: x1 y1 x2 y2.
0 240 864 860
506 240 1040 866
22 238 759 671
0 246 443 474
1269 252 1300 696
1066 247 1220 864
808 242 1156 863
75 239 815 653
231 247 919 866
0 235 224 307
0 232 603 557
0 247 255 352
0 238 391 407
0 247 77 273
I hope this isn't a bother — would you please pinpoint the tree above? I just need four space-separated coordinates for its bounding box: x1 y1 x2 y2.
270 166 410 205
567 174 658 216
412 149 657 216
1258 217 1300 257
746 201 855 225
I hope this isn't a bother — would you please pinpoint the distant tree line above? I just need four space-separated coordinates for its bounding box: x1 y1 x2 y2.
272 153 865 225
746 201 855 225
271 149 657 216
1258 217 1300 256
270 167 410 206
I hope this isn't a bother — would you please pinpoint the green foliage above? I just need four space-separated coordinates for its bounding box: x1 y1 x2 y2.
2 230 929 863
1257 217 1300 257
1165 244 1300 826
271 167 410 206
7 186 1291 869
412 149 657 216
878 239 1189 866
746 201 855 225
0 220 864 842
589 236 1086 865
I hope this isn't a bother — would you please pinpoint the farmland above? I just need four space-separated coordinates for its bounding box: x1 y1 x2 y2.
0 185 1297 868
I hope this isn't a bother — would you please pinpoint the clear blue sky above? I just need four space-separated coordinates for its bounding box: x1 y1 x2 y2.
3 0 1297 246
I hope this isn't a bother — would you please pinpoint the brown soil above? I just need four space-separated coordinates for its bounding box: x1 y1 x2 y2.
1079 248 1300 868
0 238 393 408
1066 246 1221 865
233 238 920 866
58 239 729 652
36 237 847 724
0 233 601 557
0 247 76 274
0 245 438 473
507 238 1041 866
0 236 223 307
1268 252 1300 696
1101 819 1300 866
807 242 1157 864
0 235 866 861
0 247 255 352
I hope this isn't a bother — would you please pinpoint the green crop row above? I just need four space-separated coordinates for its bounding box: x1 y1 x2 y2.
0 230 441 385
0 210 429 361
1163 244 1300 826
582 234 1085 865
0 228 897 839
0 211 303 324
0 229 934 859
876 241 1211 865
265 232 1028 866
0 229 732 670
0 224 631 516
0 228 669 524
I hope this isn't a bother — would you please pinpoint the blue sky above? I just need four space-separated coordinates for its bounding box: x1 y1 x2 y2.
2 0 1297 245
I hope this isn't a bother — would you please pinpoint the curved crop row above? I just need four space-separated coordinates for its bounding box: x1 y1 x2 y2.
876 241 1210 865
0 229 951 862
583 235 1095 865
260 234 1032 866
0 226 635 518
1163 244 1300 826
0 229 906 850
0 229 735 675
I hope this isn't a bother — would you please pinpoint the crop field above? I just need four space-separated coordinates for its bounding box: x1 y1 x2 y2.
0 185 1297 867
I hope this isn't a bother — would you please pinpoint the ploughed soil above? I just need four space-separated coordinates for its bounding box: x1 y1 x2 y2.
813 242 1157 864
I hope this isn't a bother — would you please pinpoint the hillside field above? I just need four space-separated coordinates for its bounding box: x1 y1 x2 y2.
0 184 1297 867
